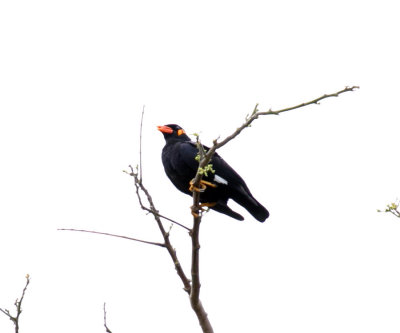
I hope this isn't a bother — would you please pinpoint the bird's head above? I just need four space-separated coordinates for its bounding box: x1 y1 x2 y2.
157 124 190 142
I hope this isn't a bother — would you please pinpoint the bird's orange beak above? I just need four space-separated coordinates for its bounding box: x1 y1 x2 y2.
157 125 173 134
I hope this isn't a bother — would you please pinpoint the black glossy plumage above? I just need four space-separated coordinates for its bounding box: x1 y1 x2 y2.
157 124 269 222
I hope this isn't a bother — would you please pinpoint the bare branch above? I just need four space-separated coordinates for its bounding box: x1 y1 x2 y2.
127 109 192 294
156 213 191 231
186 86 359 333
126 167 192 293
0 274 30 333
259 85 360 116
103 303 113 333
124 167 191 232
189 199 212 333
139 105 145 182
209 86 359 162
58 228 166 248
131 110 213 330
192 86 360 192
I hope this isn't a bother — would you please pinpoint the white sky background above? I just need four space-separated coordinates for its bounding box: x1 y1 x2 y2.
1 0 400 332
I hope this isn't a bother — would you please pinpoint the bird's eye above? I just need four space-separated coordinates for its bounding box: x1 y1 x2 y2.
177 129 185 136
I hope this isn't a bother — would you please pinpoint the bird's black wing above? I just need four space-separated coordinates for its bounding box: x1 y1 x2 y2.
172 141 248 189
168 141 199 174
210 149 269 222
161 141 200 194
209 151 249 188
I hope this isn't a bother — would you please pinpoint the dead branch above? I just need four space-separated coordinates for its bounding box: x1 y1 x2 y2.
125 166 191 231
103 303 113 333
139 105 145 182
128 166 192 294
0 274 30 333
58 228 166 247
128 150 213 332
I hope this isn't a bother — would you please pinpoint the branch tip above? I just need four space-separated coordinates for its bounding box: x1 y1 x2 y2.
58 228 166 248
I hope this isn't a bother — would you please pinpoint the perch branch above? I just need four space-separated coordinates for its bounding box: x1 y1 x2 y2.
187 86 359 333
189 191 212 332
188 136 212 332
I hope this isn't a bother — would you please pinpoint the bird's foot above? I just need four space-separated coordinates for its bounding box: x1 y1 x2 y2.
191 202 217 218
189 179 217 192
200 202 217 208
191 209 200 218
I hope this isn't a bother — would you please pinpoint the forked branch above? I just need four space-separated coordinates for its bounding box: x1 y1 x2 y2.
188 86 359 333
193 86 359 180
127 166 192 293
0 274 30 333
59 86 358 333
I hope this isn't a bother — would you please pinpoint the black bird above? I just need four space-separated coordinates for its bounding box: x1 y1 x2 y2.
157 124 269 222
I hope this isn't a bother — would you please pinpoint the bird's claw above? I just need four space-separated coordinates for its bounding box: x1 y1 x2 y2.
191 210 200 218
189 179 217 193
189 181 206 193
191 202 217 218
200 202 217 208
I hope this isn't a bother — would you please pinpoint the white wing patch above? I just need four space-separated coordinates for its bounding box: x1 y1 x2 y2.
214 174 228 185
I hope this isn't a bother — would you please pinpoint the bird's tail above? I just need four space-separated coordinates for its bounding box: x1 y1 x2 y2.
211 203 244 221
248 201 269 222
232 188 269 222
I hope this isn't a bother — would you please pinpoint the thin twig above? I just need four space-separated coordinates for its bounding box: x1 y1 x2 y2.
155 213 191 231
58 229 166 248
211 86 359 158
139 105 145 182
259 86 359 115
103 303 113 333
125 108 191 232
125 167 191 232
